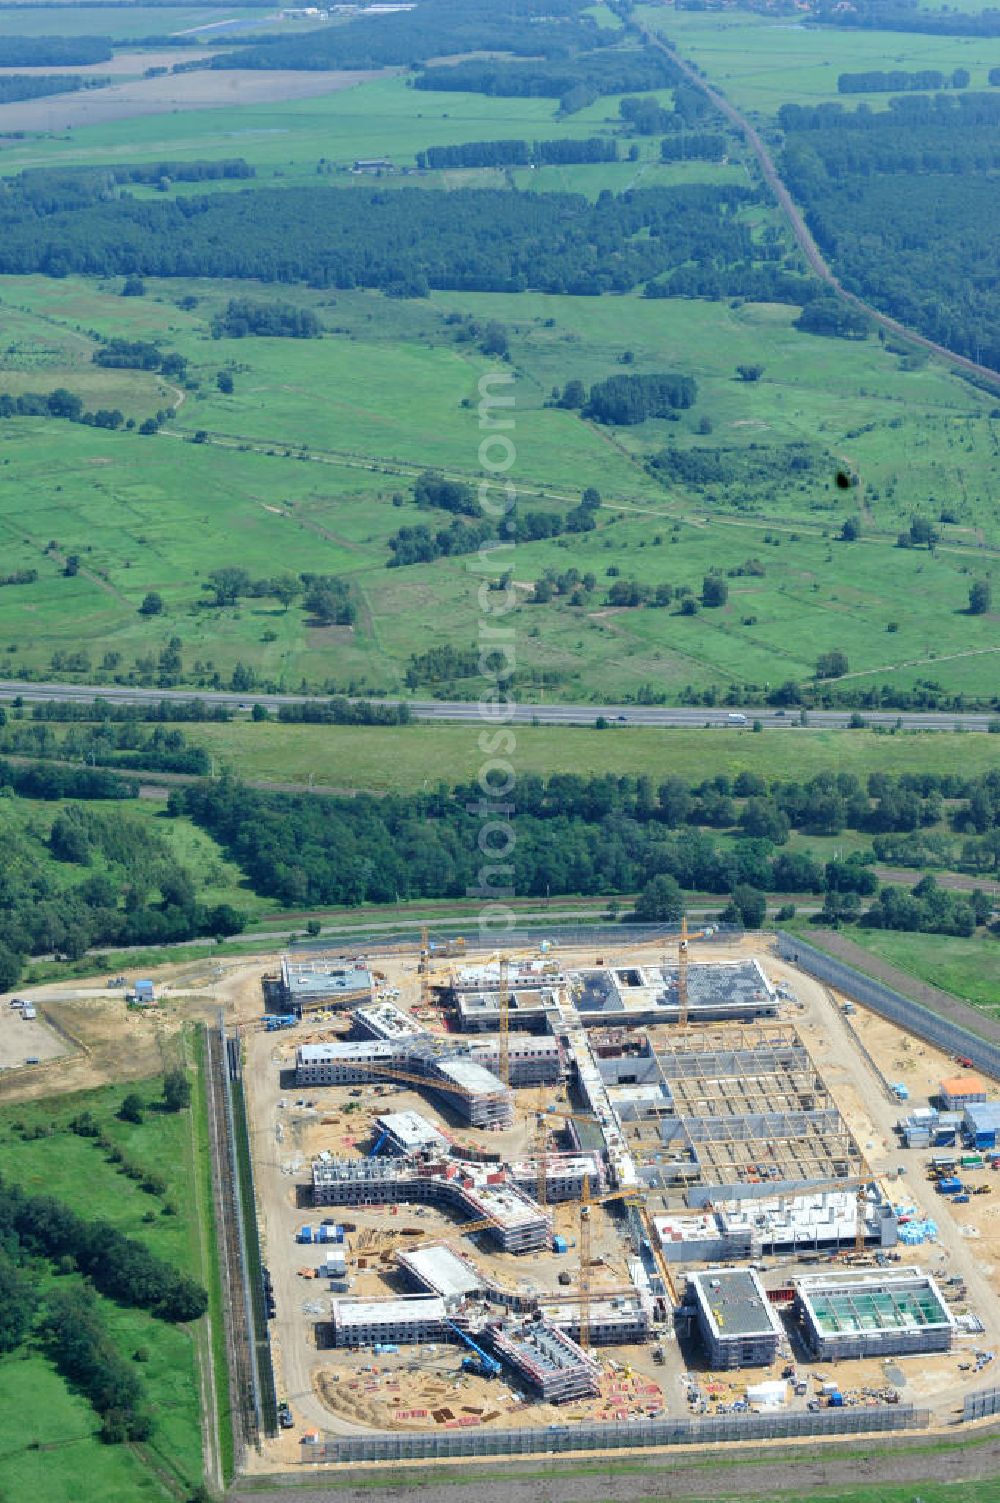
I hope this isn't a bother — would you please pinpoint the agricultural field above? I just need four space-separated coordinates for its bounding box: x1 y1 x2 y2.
637 6 997 114
0 74 679 183
0 1061 218 1502
0 5 255 38
178 721 1000 792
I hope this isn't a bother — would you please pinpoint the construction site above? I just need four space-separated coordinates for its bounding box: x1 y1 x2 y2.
236 928 1000 1467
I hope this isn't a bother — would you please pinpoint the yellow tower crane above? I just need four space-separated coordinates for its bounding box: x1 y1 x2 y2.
675 915 708 1028
576 1179 643 1350
498 953 510 1087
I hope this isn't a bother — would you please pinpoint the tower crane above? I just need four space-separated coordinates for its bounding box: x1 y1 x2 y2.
674 915 709 1028
576 1178 646 1350
498 953 510 1088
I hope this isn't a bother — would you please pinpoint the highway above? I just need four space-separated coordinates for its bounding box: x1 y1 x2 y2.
0 678 994 730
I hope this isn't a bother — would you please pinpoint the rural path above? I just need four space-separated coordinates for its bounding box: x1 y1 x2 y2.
636 20 1000 391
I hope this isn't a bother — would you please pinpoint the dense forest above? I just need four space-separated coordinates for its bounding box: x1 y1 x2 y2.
813 0 1000 36
212 0 609 70
176 767 1000 933
0 177 760 296
411 48 678 107
585 372 698 424
0 74 103 105
0 35 111 65
210 298 321 338
0 779 245 977
780 93 1000 370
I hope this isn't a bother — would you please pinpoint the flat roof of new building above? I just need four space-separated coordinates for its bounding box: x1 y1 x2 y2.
964 1102 1000 1132
282 958 372 996
298 1041 399 1063
332 1295 446 1326
688 1268 783 1341
354 1001 427 1038
397 1244 481 1301
467 1181 547 1228
940 1074 987 1097
435 1056 508 1096
375 1110 446 1152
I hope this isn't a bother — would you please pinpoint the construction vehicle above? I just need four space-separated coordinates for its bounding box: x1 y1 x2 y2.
447 1319 501 1379
262 1013 298 1031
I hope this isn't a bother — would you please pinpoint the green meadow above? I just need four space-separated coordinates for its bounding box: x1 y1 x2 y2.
179 721 1000 792
0 1061 218 1501
0 273 995 697
843 927 1000 1013
637 5 998 114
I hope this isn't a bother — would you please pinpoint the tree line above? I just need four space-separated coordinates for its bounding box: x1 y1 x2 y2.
837 68 967 92
415 137 618 169
388 479 602 566
0 74 102 105
0 35 112 64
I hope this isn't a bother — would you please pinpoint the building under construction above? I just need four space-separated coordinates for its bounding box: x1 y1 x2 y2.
329 1294 448 1348
449 959 776 1033
654 1186 898 1262
599 1025 865 1204
488 1319 601 1403
295 1037 514 1129
794 1268 956 1360
686 1269 784 1370
277 956 374 1015
310 1158 551 1253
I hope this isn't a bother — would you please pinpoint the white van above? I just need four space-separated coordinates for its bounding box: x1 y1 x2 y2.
726 712 748 725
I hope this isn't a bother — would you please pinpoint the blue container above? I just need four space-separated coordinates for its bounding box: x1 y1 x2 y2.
297 1226 313 1243
552 1235 568 1254
827 1392 844 1408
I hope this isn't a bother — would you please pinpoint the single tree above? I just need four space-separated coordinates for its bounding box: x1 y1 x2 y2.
162 1068 191 1112
632 873 683 923
969 579 991 615
119 1092 144 1124
138 591 163 616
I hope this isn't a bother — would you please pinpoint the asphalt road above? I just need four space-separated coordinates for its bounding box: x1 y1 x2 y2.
0 679 994 730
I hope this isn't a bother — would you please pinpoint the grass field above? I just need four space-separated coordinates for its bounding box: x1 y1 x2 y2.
842 927 1000 1012
0 5 257 37
0 73 681 185
0 272 995 700
637 5 998 114
0 790 267 921
0 1062 215 1499
180 721 1000 791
